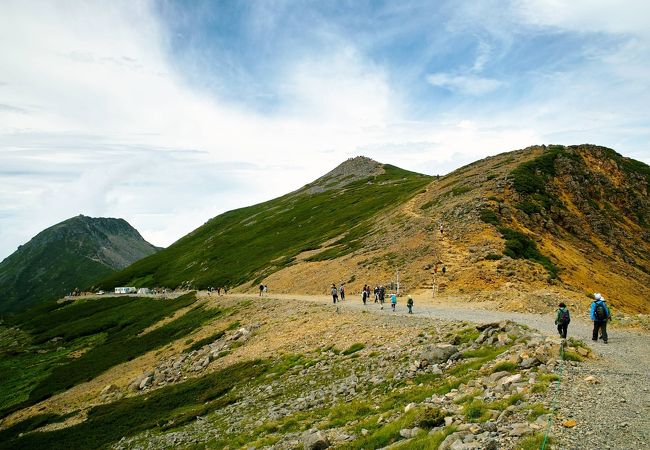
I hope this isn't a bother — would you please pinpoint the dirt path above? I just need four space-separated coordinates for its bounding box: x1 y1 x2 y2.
239 293 650 449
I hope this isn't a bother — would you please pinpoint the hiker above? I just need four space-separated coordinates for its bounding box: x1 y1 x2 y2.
442 266 447 275
331 283 338 304
390 292 397 311
339 284 345 301
439 223 444 235
374 285 379 303
407 295 414 314
263 285 268 295
590 293 610 343
362 285 368 305
259 284 264 296
555 302 570 339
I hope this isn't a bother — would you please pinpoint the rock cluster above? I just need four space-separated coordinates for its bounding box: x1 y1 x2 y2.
114 320 575 450
127 324 260 393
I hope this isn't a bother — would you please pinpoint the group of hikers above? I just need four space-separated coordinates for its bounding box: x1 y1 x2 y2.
330 283 613 342
331 283 415 314
554 292 612 343
207 286 229 295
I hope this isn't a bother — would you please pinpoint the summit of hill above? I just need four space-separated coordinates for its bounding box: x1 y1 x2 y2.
0 215 160 313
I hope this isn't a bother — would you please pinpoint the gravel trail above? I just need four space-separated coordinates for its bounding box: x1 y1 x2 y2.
253 293 650 449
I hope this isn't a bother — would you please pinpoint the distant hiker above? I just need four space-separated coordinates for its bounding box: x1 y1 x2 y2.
434 264 438 274
407 295 414 314
390 293 397 311
379 286 386 307
442 266 447 275
259 284 264 296
339 284 345 301
590 293 610 343
362 286 368 305
331 284 338 304
555 302 571 339
439 223 444 235
374 285 379 303
263 285 268 295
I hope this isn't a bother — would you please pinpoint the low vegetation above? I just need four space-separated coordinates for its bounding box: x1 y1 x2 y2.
100 165 431 289
0 293 219 417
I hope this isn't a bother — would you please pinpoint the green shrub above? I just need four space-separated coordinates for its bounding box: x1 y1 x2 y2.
497 227 558 279
485 253 503 260
414 407 445 429
463 400 488 421
480 209 500 226
342 343 365 355
492 361 517 372
452 185 472 196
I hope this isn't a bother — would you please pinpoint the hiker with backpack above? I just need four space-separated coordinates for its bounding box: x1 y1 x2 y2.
555 302 570 338
407 295 414 314
339 284 345 301
590 293 610 343
362 285 368 305
331 283 338 304
390 292 397 311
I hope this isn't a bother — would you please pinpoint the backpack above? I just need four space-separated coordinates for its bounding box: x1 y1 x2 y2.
594 302 607 321
559 308 570 324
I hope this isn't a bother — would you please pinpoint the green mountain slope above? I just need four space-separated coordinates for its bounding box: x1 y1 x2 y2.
0 216 160 313
100 158 431 290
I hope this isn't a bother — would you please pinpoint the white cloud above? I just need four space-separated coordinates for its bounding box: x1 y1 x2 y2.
426 73 503 95
0 0 648 261
515 0 650 37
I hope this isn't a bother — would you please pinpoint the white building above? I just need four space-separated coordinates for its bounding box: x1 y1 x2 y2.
114 286 136 294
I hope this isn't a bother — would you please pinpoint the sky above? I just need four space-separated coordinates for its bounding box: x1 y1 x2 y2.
1 0 649 260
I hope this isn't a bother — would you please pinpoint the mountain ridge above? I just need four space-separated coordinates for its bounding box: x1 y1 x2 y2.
0 215 160 313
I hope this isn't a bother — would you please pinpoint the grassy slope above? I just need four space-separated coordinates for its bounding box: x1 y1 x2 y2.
0 241 115 313
99 165 431 290
0 293 219 417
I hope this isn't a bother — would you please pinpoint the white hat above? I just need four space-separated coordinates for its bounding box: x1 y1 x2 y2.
594 293 602 300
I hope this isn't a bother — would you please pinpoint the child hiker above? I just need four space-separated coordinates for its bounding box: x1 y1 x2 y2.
555 302 570 339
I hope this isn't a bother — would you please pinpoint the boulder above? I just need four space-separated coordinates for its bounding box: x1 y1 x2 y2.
421 344 458 364
302 429 329 450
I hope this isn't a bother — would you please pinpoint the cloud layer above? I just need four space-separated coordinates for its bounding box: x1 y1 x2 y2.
0 0 649 260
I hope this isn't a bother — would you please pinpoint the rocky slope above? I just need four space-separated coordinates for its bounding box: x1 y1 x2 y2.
260 145 649 314
0 293 591 450
0 215 160 313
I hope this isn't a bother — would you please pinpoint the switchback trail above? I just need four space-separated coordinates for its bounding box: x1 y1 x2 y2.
242 293 650 450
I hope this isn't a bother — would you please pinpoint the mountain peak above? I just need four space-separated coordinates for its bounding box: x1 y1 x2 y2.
301 155 384 194
0 215 160 313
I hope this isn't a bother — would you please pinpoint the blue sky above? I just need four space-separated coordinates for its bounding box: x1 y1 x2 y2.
0 0 649 260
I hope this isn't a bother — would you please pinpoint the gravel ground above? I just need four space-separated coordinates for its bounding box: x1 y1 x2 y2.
258 294 650 450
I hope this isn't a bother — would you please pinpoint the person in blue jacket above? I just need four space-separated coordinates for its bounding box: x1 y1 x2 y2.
590 293 610 343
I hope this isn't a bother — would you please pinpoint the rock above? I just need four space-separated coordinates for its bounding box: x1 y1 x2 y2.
302 429 329 450
576 347 589 356
509 423 532 436
584 376 598 384
100 384 119 396
139 376 153 390
487 371 511 384
498 373 522 387
421 344 458 364
562 419 577 428
399 428 412 439
519 358 538 369
405 402 417 413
